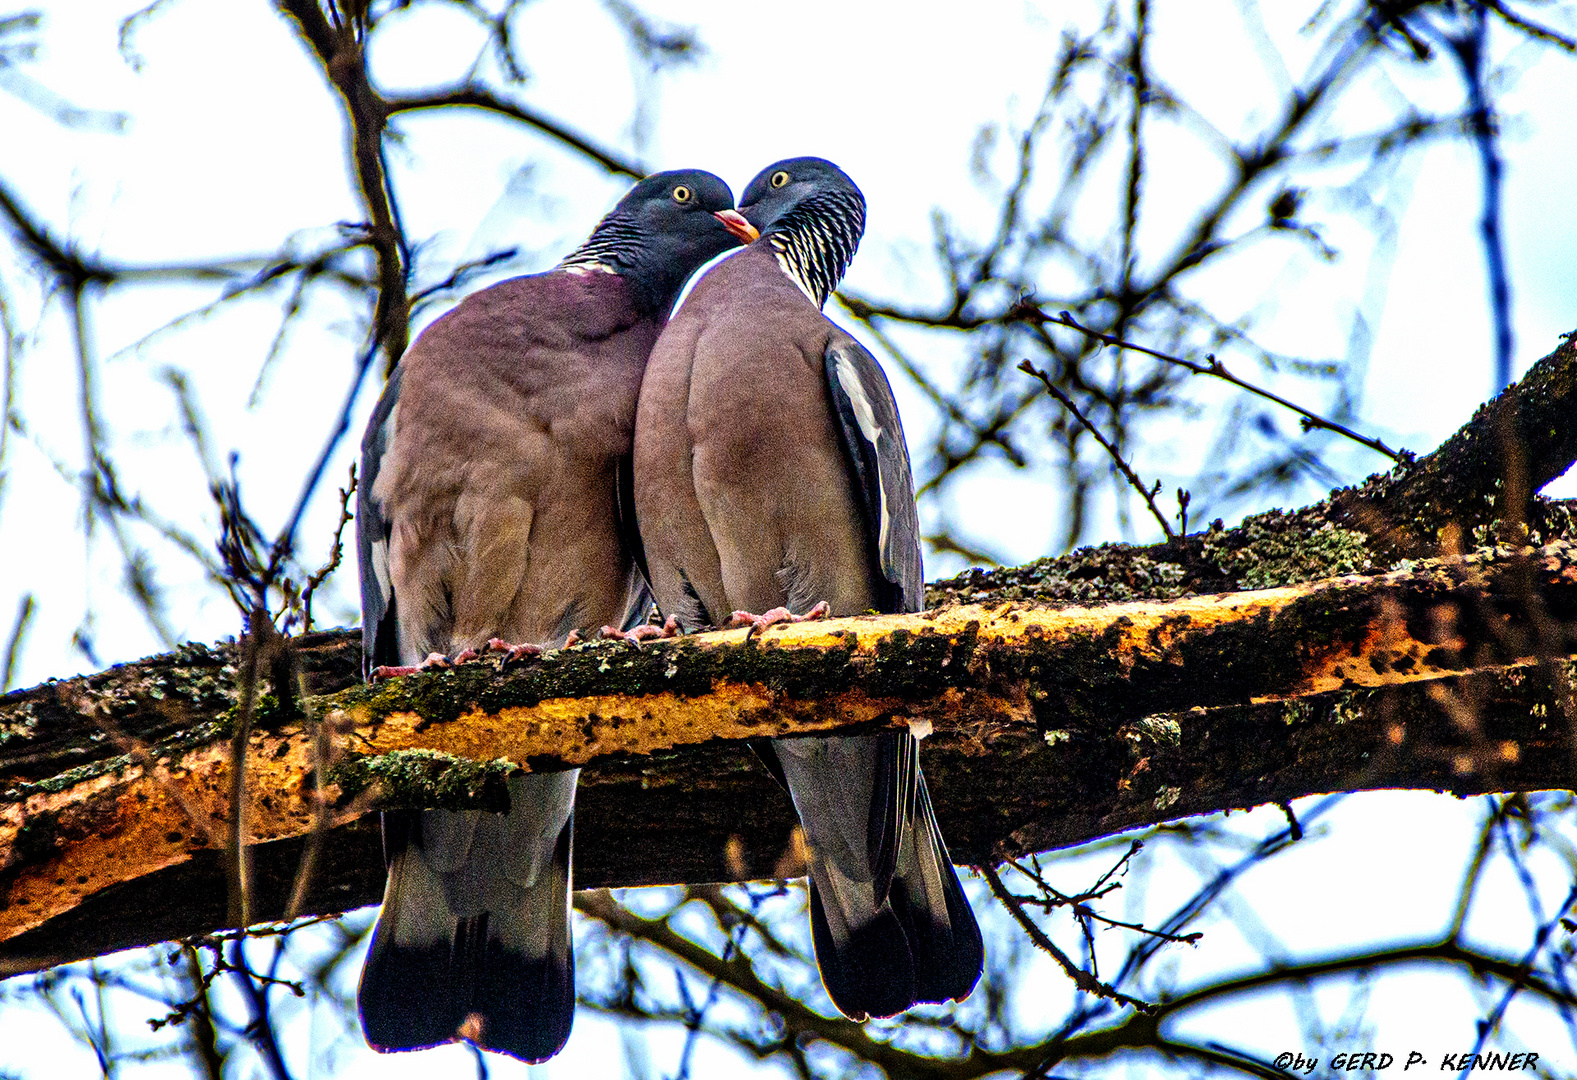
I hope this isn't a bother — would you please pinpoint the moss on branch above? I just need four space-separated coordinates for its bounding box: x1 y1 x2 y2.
3 326 1576 974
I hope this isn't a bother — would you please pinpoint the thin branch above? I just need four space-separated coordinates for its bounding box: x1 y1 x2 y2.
386 85 644 179
1004 846 1203 946
980 861 1156 1012
273 0 408 374
262 330 381 588
1482 0 1577 52
407 247 519 317
226 632 261 931
0 288 15 522
577 890 954 1079
283 663 330 922
1019 358 1176 541
224 938 296 1080
1440 6 1515 392
298 463 356 633
0 592 31 692
1040 308 1407 461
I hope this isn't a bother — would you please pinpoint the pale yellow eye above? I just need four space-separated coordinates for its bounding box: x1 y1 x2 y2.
672 185 692 203
770 170 790 188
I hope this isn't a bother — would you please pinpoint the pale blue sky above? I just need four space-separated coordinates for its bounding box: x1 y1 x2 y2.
3 0 1575 687
2 2 1575 1076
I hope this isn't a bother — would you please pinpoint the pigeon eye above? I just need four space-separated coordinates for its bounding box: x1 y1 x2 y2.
769 171 790 189
672 185 693 203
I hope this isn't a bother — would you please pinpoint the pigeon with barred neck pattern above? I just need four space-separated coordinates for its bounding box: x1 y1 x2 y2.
628 157 983 1020
356 168 757 1063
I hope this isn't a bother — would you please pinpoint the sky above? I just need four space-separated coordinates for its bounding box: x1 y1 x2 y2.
2 0 1577 1076
3 0 1576 687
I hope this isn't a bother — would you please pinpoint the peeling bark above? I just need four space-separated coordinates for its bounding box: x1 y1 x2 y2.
5 329 1576 974
4 543 1576 973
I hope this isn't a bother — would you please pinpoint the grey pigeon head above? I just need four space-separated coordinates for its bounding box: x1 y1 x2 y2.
562 168 758 316
738 157 866 306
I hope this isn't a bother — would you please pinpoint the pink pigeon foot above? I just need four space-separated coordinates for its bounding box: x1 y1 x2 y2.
596 614 682 645
370 651 455 680
633 614 684 641
724 600 832 640
371 645 498 681
485 638 544 662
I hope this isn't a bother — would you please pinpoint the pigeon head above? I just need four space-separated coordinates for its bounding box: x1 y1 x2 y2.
561 168 758 316
738 157 866 307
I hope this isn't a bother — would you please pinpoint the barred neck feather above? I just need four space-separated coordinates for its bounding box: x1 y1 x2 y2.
765 190 865 308
558 216 644 276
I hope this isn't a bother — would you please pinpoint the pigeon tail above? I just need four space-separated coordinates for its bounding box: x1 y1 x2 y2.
774 732 982 1019
887 769 984 1005
358 771 578 1063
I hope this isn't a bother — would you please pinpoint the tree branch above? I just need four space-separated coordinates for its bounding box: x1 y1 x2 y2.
4 321 1577 980
4 539 1576 972
273 0 408 372
385 86 644 179
1335 329 1577 553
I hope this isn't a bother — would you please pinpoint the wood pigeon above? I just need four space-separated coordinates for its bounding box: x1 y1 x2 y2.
629 157 984 1020
355 169 758 1062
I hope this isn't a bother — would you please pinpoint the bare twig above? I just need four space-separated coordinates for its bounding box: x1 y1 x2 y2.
1 592 32 691
1004 845 1204 947
386 85 644 179
299 464 356 633
980 861 1156 1012
1019 358 1176 541
224 938 297 1080
1436 6 1515 392
0 289 15 522
1035 308 1408 462
1481 0 1577 53
284 663 333 921
226 630 261 930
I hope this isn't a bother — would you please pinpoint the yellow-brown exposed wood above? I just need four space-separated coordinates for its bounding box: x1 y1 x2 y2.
3 541 1576 972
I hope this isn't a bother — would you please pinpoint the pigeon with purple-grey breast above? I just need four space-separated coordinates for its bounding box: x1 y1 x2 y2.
628 157 983 1021
356 169 757 1062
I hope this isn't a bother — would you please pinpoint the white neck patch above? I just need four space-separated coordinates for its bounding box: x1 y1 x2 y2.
770 238 822 307
559 260 614 277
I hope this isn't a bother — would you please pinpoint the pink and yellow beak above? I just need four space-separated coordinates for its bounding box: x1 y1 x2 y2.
713 209 760 245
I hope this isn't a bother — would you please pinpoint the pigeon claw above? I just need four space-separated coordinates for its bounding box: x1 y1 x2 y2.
597 615 684 646
725 600 831 640
371 649 475 680
485 638 544 662
636 614 684 640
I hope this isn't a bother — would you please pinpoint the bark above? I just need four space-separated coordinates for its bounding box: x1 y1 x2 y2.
1333 329 1577 554
3 327 1576 976
3 542 1576 974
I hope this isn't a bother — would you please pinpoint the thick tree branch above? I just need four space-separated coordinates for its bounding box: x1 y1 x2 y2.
3 322 1576 977
3 540 1576 973
1334 329 1577 552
